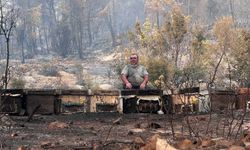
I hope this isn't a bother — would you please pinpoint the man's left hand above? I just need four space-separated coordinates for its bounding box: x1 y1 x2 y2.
140 83 146 89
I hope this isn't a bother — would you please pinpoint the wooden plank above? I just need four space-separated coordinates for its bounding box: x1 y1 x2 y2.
92 90 119 96
211 90 236 95
24 89 57 95
179 87 199 94
0 89 23 94
54 98 61 114
60 95 87 104
60 90 88 95
121 89 162 96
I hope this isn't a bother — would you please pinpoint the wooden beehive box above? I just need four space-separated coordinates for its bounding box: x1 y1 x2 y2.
24 90 61 115
237 88 250 110
0 89 24 114
88 90 119 112
0 94 23 114
60 90 88 112
210 90 236 112
120 89 163 113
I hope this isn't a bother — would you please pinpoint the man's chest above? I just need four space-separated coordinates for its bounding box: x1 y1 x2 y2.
128 66 143 75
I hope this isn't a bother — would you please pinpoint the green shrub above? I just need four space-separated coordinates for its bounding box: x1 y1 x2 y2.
147 57 173 84
11 78 25 89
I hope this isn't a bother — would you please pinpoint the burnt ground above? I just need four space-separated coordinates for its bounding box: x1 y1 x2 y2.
1 112 250 150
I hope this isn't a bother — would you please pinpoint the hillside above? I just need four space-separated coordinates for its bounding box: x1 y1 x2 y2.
5 50 123 90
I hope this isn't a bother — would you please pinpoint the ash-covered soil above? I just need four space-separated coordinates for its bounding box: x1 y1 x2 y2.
1 112 250 150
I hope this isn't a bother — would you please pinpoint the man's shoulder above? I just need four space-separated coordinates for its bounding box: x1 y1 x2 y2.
125 64 133 68
122 65 129 69
124 64 146 69
138 65 146 69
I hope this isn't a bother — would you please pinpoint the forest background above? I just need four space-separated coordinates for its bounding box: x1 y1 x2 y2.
0 0 249 92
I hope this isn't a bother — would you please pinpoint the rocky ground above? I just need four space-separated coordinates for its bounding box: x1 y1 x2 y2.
1 112 250 150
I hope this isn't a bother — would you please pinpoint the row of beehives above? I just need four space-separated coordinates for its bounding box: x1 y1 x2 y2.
0 88 249 115
0 89 164 115
0 89 121 115
171 88 250 113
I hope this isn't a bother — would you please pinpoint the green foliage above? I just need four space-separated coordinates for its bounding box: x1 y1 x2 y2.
112 48 136 76
154 63 207 89
213 16 234 46
230 29 250 87
126 4 250 90
114 62 125 76
181 64 207 87
135 21 147 48
132 19 168 55
146 57 172 84
210 17 250 87
10 78 25 89
126 5 190 90
128 31 140 48
171 67 183 88
162 5 188 67
190 24 207 61
142 18 152 33
163 6 187 45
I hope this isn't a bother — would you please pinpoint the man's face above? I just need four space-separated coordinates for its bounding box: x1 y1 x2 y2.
130 54 138 65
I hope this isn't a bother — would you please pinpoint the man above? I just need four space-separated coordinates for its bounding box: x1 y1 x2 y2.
121 53 149 89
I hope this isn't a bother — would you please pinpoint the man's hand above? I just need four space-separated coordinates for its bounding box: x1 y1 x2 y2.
125 82 132 89
121 74 132 89
140 83 146 89
140 75 148 89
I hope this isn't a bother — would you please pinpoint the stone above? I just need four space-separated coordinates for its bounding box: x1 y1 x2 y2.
228 145 245 150
140 134 176 150
201 138 216 148
216 139 233 149
48 121 69 129
139 134 159 150
156 138 177 150
17 145 28 150
177 139 193 150
134 137 145 146
40 141 52 149
11 133 18 137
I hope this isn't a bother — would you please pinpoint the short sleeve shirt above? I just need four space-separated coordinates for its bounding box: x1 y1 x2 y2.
121 64 148 86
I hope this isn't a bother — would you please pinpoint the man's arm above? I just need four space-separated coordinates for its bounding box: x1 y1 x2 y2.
140 74 148 89
121 74 132 89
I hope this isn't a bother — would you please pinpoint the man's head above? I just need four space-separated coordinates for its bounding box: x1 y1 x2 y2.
129 53 139 65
